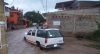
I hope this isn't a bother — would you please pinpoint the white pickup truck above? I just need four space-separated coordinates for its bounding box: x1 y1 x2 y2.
24 28 64 50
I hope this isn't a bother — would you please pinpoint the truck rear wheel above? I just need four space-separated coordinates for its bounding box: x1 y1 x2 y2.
24 37 26 40
36 42 43 50
36 42 40 47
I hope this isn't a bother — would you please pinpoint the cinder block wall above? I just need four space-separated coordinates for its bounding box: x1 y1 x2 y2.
47 8 100 37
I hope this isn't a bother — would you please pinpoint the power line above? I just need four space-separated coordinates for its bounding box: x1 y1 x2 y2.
46 0 47 13
39 0 45 11
9 0 16 7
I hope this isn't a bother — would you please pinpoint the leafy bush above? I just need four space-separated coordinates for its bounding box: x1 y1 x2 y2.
76 36 83 40
86 31 100 42
83 44 100 50
17 21 22 25
29 21 33 27
95 21 100 30
86 21 100 42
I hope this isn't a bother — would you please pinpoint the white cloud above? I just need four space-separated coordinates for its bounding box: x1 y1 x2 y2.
4 0 100 14
48 9 58 12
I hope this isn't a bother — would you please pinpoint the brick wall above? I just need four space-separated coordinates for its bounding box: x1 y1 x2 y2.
47 8 100 37
79 2 95 9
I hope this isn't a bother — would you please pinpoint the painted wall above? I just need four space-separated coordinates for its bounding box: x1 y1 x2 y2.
7 11 18 24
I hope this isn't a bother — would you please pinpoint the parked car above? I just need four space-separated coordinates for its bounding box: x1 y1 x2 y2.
24 28 64 50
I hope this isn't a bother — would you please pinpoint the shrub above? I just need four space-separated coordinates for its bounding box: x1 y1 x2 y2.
83 44 100 50
76 35 83 40
87 30 100 42
17 21 22 25
86 21 100 42
29 21 33 27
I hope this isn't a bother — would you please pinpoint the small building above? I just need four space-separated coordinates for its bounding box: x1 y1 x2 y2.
7 10 21 24
19 18 29 28
5 8 29 30
55 0 100 10
6 10 22 30
45 0 100 37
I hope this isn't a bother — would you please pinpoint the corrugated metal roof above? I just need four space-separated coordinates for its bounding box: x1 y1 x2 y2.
55 1 100 9
55 1 75 9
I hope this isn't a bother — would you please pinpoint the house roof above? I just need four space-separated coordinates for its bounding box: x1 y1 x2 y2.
55 1 75 9
55 1 100 9
79 1 100 7
10 10 19 13
42 13 47 17
79 1 100 3
9 10 22 14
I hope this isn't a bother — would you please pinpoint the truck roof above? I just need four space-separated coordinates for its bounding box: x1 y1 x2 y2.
32 28 59 31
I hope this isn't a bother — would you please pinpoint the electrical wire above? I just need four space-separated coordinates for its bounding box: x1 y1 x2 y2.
39 0 45 12
9 0 16 7
46 0 47 13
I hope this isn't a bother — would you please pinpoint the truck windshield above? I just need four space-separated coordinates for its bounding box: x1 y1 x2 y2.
46 30 62 38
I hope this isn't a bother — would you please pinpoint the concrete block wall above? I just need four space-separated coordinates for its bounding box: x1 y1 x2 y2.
79 2 94 9
47 8 100 36
52 8 100 15
75 15 98 32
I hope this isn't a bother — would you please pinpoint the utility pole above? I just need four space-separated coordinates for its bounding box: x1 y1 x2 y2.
46 0 47 13
45 0 47 21
0 0 8 54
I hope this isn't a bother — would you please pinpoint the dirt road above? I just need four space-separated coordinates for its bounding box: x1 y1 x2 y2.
6 27 100 54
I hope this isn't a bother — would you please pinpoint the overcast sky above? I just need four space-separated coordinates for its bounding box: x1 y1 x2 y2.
4 0 100 14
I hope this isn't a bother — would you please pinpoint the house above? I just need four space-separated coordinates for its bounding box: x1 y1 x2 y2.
44 0 100 37
6 9 21 29
19 18 29 28
6 7 29 30
7 10 21 25
55 0 100 10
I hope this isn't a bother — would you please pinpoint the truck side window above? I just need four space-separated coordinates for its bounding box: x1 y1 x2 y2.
27 30 32 35
32 30 36 36
37 30 45 38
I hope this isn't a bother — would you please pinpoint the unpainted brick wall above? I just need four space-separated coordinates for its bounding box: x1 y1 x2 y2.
47 8 100 37
79 2 95 9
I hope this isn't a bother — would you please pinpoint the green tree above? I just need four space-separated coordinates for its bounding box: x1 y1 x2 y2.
11 6 15 10
24 11 45 23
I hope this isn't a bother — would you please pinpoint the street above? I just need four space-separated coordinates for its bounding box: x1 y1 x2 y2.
6 27 100 54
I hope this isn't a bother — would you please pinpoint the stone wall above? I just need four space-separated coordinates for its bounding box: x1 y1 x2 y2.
47 8 100 37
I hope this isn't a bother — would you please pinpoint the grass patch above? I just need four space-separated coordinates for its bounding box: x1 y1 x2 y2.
76 36 83 40
86 21 100 42
83 44 100 50
86 30 100 42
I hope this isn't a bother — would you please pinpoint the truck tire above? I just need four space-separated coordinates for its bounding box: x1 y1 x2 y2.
36 42 40 47
39 45 43 50
24 37 26 40
36 42 43 50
